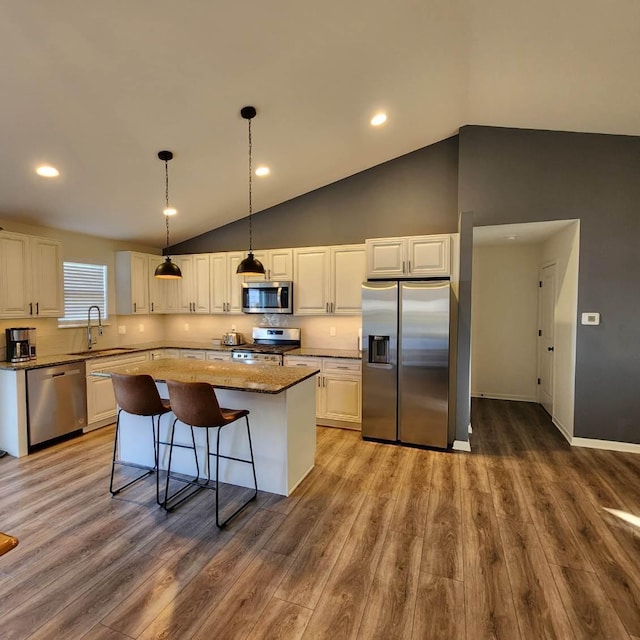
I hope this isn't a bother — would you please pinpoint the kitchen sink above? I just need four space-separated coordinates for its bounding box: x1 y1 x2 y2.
69 347 138 357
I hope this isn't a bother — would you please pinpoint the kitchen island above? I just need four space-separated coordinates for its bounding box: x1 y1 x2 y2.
94 358 319 496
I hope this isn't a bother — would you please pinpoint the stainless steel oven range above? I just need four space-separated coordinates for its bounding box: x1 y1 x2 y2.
231 327 300 366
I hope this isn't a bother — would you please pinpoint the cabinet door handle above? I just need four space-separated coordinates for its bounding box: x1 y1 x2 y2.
29 302 33 315
331 302 334 313
317 376 321 387
36 302 39 315
336 366 348 370
402 261 406 273
326 302 329 313
134 302 137 313
408 260 411 272
151 302 154 312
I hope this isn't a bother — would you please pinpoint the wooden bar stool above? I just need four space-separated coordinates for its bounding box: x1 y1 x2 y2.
110 372 172 504
164 380 258 528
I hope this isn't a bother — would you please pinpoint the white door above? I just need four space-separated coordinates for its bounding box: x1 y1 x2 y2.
538 263 556 414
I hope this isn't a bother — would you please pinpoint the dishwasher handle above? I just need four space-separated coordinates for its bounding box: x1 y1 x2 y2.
48 368 82 378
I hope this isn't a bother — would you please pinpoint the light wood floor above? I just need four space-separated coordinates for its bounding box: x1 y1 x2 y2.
1 398 640 639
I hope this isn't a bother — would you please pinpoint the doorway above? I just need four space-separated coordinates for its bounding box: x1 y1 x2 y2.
537 262 556 415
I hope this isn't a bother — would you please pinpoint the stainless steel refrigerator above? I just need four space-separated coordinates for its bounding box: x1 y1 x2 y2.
362 280 450 448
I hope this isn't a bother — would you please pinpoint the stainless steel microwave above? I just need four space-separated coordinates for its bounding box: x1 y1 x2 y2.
241 281 293 314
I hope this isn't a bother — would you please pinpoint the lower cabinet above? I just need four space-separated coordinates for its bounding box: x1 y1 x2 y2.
284 356 361 428
86 353 148 429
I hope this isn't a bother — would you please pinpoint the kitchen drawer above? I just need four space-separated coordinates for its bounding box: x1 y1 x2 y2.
206 351 231 362
180 349 206 360
86 353 148 374
284 356 320 369
322 358 361 374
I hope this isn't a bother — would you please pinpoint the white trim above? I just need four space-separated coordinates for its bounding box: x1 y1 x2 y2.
571 437 640 455
552 416 572 444
452 439 471 452
471 392 537 403
468 423 473 434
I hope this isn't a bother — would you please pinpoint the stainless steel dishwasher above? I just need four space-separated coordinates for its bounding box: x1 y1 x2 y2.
27 362 88 447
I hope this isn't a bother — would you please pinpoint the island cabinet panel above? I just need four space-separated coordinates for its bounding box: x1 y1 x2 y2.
102 359 317 496
366 234 451 278
0 231 63 318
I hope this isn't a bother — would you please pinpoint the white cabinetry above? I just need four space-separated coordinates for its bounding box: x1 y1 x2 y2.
148 256 179 314
210 251 244 313
180 349 206 360
206 351 232 362
243 248 293 282
0 231 64 318
366 235 451 278
175 254 211 313
284 356 361 427
293 244 365 315
115 252 150 315
86 353 148 428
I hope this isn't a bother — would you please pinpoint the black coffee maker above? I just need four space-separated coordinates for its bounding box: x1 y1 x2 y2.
5 327 36 363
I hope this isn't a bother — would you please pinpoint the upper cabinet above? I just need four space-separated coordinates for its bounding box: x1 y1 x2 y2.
148 255 179 314
210 251 244 313
175 254 211 314
243 248 293 282
116 251 150 315
293 244 365 315
366 234 451 278
0 231 64 318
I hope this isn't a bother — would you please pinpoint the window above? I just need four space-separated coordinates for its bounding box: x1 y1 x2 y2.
59 262 108 324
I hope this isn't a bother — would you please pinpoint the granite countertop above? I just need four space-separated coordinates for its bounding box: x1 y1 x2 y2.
286 347 362 360
0 341 236 371
92 358 320 394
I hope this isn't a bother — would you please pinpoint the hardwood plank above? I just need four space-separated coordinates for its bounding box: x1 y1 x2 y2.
80 623 132 640
551 564 631 640
458 450 492 493
356 529 422 640
549 481 640 635
102 524 233 637
461 490 521 640
430 450 461 492
421 487 463 581
191 549 293 640
246 598 313 640
485 455 533 524
136 508 284 640
411 573 465 640
367 443 410 500
24 549 165 640
301 495 395 640
497 517 575 639
514 462 594 572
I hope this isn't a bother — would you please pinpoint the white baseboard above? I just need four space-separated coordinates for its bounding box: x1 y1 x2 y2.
552 416 572 444
471 392 537 403
571 437 640 454
468 423 473 434
452 439 471 452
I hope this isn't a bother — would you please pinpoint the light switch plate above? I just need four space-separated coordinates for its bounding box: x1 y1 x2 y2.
581 312 600 325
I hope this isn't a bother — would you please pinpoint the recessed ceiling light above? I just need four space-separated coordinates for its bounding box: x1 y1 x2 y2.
163 207 177 216
370 113 387 127
255 166 270 177
505 235 517 240
35 165 59 178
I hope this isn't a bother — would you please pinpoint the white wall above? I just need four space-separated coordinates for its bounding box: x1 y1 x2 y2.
163 313 362 351
541 221 580 438
471 243 540 401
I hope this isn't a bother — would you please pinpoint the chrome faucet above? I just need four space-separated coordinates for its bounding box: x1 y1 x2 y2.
87 305 103 351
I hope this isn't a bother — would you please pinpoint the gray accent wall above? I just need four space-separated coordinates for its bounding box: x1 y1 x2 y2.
458 125 640 444
169 136 460 254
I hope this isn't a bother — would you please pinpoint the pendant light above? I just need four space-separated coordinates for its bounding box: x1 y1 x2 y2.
154 150 182 279
236 106 266 276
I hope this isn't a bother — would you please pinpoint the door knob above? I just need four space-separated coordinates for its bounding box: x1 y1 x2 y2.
548 346 554 352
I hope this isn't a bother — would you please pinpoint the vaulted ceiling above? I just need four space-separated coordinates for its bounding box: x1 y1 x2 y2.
1 0 638 247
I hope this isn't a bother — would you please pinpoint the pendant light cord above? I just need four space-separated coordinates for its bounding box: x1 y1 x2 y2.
248 116 253 253
164 159 170 250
